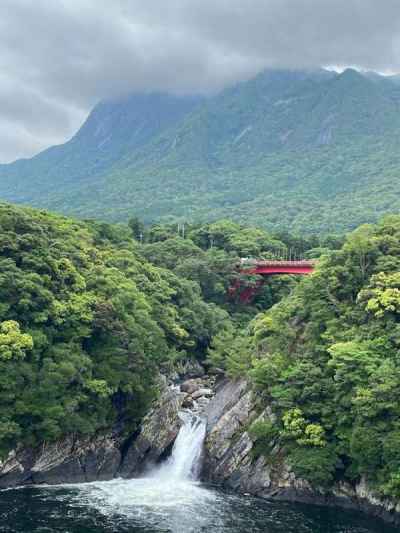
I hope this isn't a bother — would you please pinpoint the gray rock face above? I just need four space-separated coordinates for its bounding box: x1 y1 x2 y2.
181 378 202 394
179 359 205 379
204 378 248 429
0 449 34 488
0 384 185 488
191 388 213 400
0 436 121 488
202 378 400 525
203 378 257 487
119 386 185 477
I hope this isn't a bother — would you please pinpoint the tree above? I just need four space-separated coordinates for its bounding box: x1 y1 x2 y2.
0 321 33 360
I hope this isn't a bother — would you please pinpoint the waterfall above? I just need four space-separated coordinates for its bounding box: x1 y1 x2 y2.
67 409 215 532
154 410 206 481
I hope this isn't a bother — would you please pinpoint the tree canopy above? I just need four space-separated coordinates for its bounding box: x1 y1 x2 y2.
0 204 229 455
236 216 400 497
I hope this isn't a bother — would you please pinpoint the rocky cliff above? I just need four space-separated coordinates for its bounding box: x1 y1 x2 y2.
1 372 400 525
0 370 214 488
202 378 400 526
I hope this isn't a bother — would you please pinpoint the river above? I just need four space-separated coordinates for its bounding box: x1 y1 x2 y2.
0 412 397 532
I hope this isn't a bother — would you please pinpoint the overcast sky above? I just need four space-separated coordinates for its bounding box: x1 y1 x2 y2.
1 0 400 163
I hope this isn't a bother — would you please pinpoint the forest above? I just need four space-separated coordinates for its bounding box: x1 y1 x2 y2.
1 201 400 503
0 204 305 456
210 215 400 500
3 69 400 235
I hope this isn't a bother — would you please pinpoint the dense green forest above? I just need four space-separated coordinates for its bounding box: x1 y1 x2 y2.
0 205 238 455
3 201 400 503
209 215 400 500
0 203 319 456
2 69 400 233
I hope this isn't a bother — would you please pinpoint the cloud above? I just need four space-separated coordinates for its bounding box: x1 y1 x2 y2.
1 0 400 162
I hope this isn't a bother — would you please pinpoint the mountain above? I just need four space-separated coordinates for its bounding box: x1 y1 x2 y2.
1 68 400 233
0 93 202 211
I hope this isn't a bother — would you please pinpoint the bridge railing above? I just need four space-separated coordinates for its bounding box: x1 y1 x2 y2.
239 259 316 268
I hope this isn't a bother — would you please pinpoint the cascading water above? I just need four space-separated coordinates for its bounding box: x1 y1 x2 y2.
154 411 206 481
17 405 394 531
65 408 216 532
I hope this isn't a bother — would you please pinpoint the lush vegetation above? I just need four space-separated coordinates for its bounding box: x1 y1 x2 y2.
0 204 317 457
0 204 237 456
3 198 400 503
210 215 400 499
2 69 400 233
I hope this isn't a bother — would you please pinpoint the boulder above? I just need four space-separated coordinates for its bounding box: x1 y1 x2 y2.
182 395 194 408
180 359 205 379
191 388 213 400
181 378 201 394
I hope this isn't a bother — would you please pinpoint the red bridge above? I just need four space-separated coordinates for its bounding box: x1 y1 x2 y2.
240 259 315 276
231 260 315 303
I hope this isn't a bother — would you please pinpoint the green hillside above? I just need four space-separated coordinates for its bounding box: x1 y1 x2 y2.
0 203 230 454
1 69 400 233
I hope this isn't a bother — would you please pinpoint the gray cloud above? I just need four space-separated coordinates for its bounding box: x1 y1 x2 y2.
1 0 400 162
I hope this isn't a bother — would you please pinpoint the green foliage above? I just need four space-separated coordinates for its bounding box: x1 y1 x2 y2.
282 408 326 447
3 70 400 234
247 215 400 495
360 271 400 317
282 408 307 439
249 420 279 457
140 219 304 311
128 216 145 241
0 203 227 455
287 446 337 487
0 321 33 360
207 326 253 377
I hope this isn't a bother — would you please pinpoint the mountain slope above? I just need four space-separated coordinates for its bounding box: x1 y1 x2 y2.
0 93 202 205
1 69 400 233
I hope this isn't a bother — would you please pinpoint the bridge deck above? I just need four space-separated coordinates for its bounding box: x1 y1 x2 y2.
239 259 315 276
240 260 315 267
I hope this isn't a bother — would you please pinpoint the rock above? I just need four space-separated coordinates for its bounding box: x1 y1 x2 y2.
191 388 213 400
81 438 121 482
204 382 253 469
0 435 121 487
120 385 185 477
204 378 248 431
196 397 210 408
182 395 194 408
202 378 400 526
181 378 201 394
180 359 205 379
31 435 121 485
209 367 225 376
0 448 34 488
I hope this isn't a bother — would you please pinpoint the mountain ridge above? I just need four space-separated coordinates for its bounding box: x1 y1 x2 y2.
1 68 400 233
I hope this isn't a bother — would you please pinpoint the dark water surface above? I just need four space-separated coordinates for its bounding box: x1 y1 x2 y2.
0 479 398 533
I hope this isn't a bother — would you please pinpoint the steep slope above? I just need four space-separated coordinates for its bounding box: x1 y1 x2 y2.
1 69 400 232
82 68 400 230
0 202 226 458
0 93 202 205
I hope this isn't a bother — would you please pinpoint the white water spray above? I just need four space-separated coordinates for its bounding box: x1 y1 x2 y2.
63 409 214 531
154 411 206 481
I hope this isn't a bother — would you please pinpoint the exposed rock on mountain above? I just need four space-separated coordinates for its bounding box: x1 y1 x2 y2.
2 69 400 232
